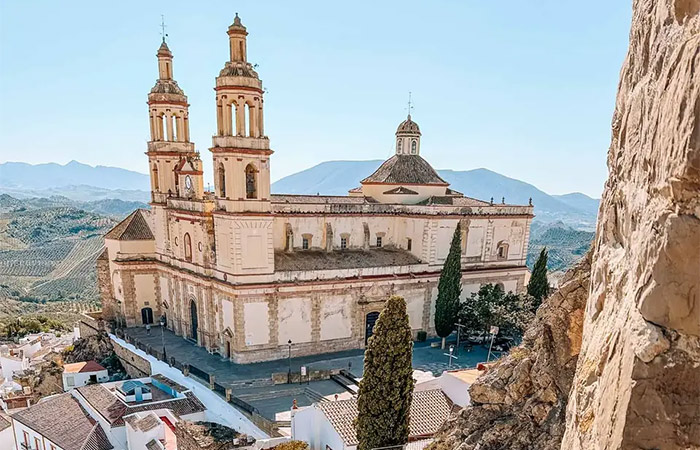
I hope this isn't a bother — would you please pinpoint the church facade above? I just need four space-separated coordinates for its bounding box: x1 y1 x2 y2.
98 15 534 363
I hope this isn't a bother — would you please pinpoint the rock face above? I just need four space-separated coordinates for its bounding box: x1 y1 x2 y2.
432 1 699 448
562 0 700 448
430 253 591 450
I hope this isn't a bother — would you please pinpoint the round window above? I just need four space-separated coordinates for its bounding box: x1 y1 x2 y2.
174 237 178 246
198 242 203 252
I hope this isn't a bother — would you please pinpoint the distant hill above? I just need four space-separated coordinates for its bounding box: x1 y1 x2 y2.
272 160 600 229
526 221 594 272
0 161 150 191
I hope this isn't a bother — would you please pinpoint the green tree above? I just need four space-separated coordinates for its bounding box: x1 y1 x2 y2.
356 296 414 450
434 223 462 347
459 284 537 339
527 247 550 305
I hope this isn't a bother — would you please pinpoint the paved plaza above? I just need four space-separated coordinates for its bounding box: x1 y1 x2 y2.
122 326 500 420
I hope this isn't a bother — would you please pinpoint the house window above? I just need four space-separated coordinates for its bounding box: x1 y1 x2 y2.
376 236 382 247
496 241 509 260
23 431 28 448
302 237 309 250
35 438 40 450
66 375 75 387
340 237 348 249
407 238 412 251
184 233 192 261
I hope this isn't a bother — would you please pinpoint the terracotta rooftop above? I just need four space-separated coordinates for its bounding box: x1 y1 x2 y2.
76 382 206 427
361 155 448 186
63 360 107 374
105 209 154 241
12 393 113 450
317 389 452 446
274 247 422 272
271 194 376 205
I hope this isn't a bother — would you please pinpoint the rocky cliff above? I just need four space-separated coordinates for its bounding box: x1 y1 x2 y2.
562 0 700 448
430 253 590 450
431 0 699 448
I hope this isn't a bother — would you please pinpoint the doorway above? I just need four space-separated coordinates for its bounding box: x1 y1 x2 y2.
190 300 198 342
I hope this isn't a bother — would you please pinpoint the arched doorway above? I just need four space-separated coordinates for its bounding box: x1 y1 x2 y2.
190 300 198 342
141 307 154 325
365 311 380 344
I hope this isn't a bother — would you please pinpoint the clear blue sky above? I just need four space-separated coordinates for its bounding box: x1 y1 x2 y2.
0 1 631 197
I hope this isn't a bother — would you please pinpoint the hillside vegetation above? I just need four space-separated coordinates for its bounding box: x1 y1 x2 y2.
0 194 143 322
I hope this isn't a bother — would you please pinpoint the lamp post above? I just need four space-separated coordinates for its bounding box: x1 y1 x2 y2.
454 320 466 357
160 316 167 363
287 339 292 384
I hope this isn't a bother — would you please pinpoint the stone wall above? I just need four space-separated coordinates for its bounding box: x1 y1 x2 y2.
78 313 105 339
112 339 152 378
96 250 116 321
561 1 700 448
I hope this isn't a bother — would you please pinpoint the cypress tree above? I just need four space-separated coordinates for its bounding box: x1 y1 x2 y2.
434 223 462 345
527 247 550 304
356 296 414 450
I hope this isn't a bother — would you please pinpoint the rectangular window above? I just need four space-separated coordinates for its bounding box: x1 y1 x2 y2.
302 237 309 250
23 432 28 448
340 237 347 249
376 236 382 247
66 376 75 387
35 438 40 450
407 238 412 251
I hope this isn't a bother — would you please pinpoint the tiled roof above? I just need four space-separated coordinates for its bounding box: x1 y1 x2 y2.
271 194 377 205
317 389 452 446
104 209 154 241
0 414 10 432
130 413 161 432
64 361 106 374
76 384 206 427
274 248 422 272
12 393 113 450
146 439 164 450
361 155 447 186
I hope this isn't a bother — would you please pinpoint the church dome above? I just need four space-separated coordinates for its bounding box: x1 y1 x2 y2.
396 115 421 135
218 61 259 78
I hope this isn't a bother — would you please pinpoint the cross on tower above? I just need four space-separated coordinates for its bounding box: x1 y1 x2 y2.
406 91 414 118
160 15 168 43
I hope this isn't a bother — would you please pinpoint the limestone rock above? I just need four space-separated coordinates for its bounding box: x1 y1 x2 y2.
561 0 700 448
430 253 591 450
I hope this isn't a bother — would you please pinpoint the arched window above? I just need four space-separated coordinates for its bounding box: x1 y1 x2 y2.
218 164 226 197
411 140 417 154
152 165 159 191
245 164 258 199
496 241 509 260
184 233 192 261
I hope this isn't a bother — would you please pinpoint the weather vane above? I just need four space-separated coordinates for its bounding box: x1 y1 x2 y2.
407 91 414 118
160 15 168 43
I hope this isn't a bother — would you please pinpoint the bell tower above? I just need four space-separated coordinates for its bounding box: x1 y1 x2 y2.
146 39 199 204
211 14 274 277
211 14 271 213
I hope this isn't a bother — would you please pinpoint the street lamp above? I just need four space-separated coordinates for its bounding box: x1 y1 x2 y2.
287 339 292 384
160 316 167 363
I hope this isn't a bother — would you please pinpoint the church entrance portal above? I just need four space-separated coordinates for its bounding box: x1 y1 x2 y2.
365 311 380 344
141 307 153 325
190 300 198 342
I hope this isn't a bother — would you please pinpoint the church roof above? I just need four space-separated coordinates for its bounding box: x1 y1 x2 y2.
275 247 422 271
396 115 421 135
157 41 172 57
219 61 259 78
105 210 154 241
361 155 448 186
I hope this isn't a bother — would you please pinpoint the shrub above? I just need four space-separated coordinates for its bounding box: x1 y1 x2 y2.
416 330 427 342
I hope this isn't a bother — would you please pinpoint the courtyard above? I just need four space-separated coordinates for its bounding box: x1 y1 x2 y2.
122 326 501 421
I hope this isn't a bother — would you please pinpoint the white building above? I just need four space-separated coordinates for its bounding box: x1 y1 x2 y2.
435 368 483 407
11 393 113 450
292 389 452 450
62 361 109 391
124 410 177 450
0 415 15 450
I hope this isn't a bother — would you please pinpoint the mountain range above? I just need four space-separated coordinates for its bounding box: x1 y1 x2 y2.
271 160 600 229
1 160 600 228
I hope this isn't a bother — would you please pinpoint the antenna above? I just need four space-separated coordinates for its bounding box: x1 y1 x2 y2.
160 15 168 43
406 91 414 118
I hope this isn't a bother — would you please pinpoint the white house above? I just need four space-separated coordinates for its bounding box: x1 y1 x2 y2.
62 361 109 391
11 393 113 450
0 415 15 450
124 410 178 450
436 368 483 407
292 389 452 450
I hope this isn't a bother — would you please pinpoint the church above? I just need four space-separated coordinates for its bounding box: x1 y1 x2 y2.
98 15 534 363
